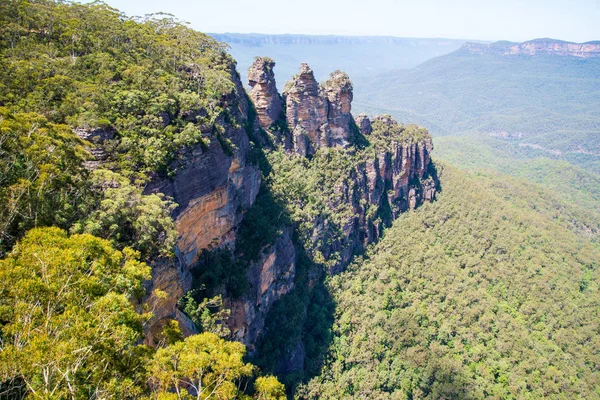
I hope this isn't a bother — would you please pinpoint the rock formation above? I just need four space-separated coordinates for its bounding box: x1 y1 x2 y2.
144 59 436 365
280 64 357 155
282 63 329 156
322 70 354 148
306 115 435 274
247 57 283 130
354 113 372 135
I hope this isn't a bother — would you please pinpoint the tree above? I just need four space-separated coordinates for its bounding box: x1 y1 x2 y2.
0 108 89 255
254 376 286 400
0 227 152 398
148 333 254 399
71 168 178 260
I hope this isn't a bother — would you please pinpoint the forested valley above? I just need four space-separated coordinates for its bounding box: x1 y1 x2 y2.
1 1 599 399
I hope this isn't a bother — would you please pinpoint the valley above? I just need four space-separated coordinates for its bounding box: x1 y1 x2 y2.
0 1 599 399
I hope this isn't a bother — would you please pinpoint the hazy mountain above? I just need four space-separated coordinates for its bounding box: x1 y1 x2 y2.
352 39 600 171
210 33 473 86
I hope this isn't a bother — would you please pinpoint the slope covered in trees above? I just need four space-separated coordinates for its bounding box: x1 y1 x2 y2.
299 164 600 399
0 1 286 398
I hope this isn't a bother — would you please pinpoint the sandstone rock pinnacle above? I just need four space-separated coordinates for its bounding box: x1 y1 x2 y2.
247 57 283 130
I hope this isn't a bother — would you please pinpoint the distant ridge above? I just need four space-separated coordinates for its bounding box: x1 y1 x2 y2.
210 33 478 46
461 38 600 58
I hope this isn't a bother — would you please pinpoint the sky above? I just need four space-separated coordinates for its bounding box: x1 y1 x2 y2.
94 0 600 42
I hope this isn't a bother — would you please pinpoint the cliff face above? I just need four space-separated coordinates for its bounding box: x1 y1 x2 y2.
143 63 261 340
227 227 296 350
281 64 357 155
237 62 437 341
147 65 261 267
462 39 600 58
145 58 436 360
304 115 436 274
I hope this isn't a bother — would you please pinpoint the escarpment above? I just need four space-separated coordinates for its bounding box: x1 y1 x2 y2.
143 62 262 341
147 57 437 368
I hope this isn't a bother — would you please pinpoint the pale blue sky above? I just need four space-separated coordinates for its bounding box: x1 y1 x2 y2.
95 0 599 42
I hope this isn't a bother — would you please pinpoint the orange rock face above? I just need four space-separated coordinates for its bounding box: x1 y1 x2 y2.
248 57 283 129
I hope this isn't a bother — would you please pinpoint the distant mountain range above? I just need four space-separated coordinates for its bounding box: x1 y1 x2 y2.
461 38 600 58
210 33 476 86
214 34 600 173
353 38 600 166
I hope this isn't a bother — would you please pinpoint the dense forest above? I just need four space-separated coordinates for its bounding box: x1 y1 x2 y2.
0 1 286 398
2 1 600 399
299 164 600 399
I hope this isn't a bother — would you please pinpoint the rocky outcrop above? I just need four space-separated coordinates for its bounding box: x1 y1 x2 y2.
146 59 436 363
248 57 283 130
74 127 114 170
282 63 330 156
280 64 357 155
308 116 436 274
462 38 600 58
322 70 354 148
355 114 372 135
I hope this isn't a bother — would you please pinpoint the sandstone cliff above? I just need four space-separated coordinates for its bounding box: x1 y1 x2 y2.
462 38 600 58
143 58 437 367
281 63 357 155
248 57 283 130
143 63 261 341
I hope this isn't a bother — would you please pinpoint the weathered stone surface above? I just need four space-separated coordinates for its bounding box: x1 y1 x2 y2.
355 113 372 135
282 64 358 155
146 65 261 268
144 62 261 341
306 116 436 274
74 127 114 170
227 227 296 350
322 70 354 147
248 57 283 130
283 63 329 156
143 260 196 346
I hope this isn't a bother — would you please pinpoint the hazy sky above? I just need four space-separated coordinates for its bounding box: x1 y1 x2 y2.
95 0 599 42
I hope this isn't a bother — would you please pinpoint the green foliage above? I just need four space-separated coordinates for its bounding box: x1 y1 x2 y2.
147 332 284 399
0 227 152 398
0 0 237 176
148 333 253 399
0 107 89 254
253 254 334 391
435 133 600 213
254 376 286 400
70 168 178 259
300 164 600 399
179 293 231 337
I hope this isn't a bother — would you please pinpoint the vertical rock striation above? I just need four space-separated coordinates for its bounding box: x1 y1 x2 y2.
247 57 283 130
282 63 329 156
143 63 261 340
147 58 436 361
280 64 357 155
322 70 354 148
